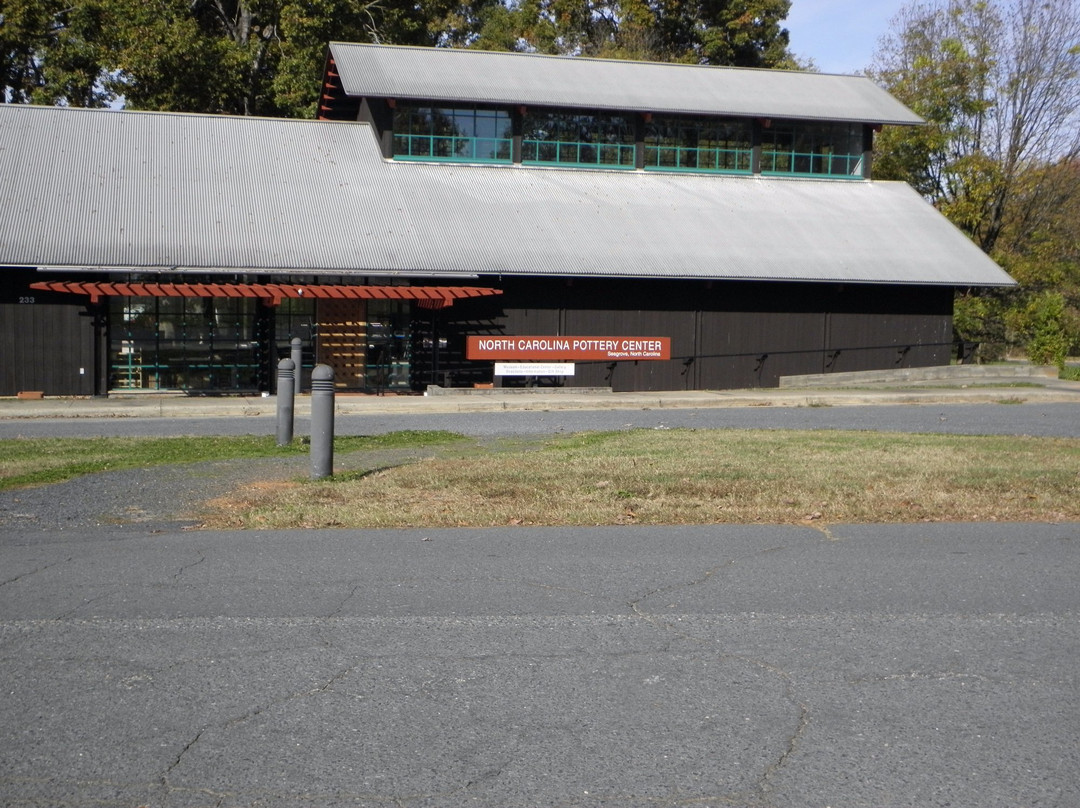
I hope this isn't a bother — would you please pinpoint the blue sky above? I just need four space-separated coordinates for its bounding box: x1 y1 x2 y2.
785 0 910 74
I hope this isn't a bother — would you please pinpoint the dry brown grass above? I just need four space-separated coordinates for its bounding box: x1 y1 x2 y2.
199 429 1080 529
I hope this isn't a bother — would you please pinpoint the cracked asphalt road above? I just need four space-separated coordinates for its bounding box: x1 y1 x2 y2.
2 404 1079 806
2 521 1078 807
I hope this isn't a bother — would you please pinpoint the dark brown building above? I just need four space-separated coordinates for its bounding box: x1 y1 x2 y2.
0 44 1013 396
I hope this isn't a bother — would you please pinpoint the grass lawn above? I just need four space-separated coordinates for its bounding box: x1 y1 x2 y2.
3 429 1077 529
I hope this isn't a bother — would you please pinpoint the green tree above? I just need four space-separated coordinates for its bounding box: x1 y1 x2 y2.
3 0 500 116
473 0 796 67
1 0 113 106
1007 292 1070 368
870 0 1080 361
105 0 249 114
999 158 1080 360
5 0 795 115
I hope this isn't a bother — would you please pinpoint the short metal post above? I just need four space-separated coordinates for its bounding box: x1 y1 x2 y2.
276 358 295 446
291 337 303 392
310 364 335 480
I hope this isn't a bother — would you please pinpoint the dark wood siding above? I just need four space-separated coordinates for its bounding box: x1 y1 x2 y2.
698 310 827 388
563 307 696 391
826 312 953 373
1 270 97 396
433 278 955 392
824 285 954 373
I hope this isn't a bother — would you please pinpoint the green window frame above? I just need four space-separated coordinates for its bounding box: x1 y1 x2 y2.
109 295 262 391
521 110 636 169
393 105 512 163
645 116 752 174
760 121 865 179
364 299 412 392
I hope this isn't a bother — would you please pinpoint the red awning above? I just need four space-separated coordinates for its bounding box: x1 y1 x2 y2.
29 281 502 309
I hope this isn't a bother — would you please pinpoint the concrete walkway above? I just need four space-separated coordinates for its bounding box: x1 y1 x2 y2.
3 366 1080 419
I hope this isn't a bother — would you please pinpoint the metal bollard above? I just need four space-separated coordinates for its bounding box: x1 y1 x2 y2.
291 337 303 392
276 358 295 446
310 364 335 480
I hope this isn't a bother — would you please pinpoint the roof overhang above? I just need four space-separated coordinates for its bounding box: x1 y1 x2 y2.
324 42 924 126
0 104 1013 289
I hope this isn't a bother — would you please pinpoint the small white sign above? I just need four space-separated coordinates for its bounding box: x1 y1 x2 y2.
495 362 576 377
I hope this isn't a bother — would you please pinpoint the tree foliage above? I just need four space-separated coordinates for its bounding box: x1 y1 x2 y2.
870 0 1080 363
3 0 796 116
1 0 113 105
2 0 500 116
473 0 795 66
105 0 471 117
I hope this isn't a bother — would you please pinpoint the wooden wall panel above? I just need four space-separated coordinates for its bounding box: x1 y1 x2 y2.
435 278 956 392
827 312 954 373
697 310 827 388
316 299 367 389
0 302 96 395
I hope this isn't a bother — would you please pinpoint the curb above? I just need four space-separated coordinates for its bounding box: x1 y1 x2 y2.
1 381 1079 419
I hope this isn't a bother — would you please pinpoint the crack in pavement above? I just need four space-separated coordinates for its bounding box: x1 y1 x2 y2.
627 542 812 806
9 530 820 806
173 552 206 581
163 729 203 780
156 659 368 798
0 555 74 588
54 588 120 620
325 583 363 617
148 630 736 807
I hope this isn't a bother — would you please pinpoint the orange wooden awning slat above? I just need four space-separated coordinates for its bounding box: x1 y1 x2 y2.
29 281 502 309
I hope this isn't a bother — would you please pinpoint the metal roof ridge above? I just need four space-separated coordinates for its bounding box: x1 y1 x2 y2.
0 103 348 126
327 41 870 79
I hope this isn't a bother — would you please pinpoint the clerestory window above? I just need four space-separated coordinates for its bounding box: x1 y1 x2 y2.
521 110 636 168
759 121 864 179
645 116 752 174
393 105 512 163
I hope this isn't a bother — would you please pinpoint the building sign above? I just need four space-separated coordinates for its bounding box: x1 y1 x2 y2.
468 336 671 361
495 362 575 376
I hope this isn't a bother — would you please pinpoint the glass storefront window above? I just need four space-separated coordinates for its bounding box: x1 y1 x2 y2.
109 296 261 391
365 300 411 391
274 296 315 381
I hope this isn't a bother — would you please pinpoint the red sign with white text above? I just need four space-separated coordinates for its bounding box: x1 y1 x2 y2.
467 336 671 361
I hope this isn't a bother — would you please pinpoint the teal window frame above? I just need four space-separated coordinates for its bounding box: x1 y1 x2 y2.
364 299 412 392
521 139 637 168
109 295 262 391
760 121 865 179
759 149 864 178
393 104 512 164
645 116 753 175
644 144 753 173
521 110 636 169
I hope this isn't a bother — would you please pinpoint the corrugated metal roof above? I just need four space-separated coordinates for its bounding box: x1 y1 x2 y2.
0 104 1012 288
328 42 924 125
